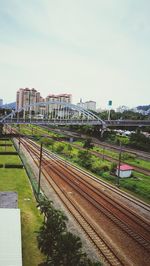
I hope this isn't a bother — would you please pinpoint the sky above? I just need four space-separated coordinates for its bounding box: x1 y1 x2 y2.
0 0 150 109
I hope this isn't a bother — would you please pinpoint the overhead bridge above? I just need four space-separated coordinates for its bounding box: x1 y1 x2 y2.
105 120 150 127
0 101 149 128
0 100 106 128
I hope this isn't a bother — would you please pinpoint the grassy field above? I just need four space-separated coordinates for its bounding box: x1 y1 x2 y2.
0 139 15 152
75 141 150 171
17 124 59 138
0 154 44 265
43 139 150 203
120 171 150 202
0 154 21 164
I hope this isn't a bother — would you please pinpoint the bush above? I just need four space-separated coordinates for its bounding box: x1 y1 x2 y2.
37 198 101 266
77 150 92 169
99 164 109 172
122 152 136 160
101 172 115 181
55 143 65 153
110 162 117 173
122 182 138 192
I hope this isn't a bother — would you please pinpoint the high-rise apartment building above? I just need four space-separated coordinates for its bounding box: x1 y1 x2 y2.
16 89 72 117
45 93 72 118
16 88 42 113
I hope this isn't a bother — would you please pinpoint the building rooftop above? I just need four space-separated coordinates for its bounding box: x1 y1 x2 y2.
117 164 134 171
0 208 22 266
0 192 18 208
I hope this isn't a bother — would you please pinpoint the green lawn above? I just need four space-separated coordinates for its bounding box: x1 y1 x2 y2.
18 124 58 138
0 145 16 152
0 160 44 265
0 155 21 164
125 158 150 170
120 171 150 203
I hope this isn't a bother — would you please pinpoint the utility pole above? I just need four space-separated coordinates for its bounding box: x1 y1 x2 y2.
18 135 21 152
116 141 122 187
108 109 111 121
38 142 43 198
102 146 105 160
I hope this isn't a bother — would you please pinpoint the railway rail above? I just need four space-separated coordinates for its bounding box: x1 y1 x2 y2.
19 138 123 266
71 143 150 176
7 124 150 175
16 137 150 265
40 126 150 161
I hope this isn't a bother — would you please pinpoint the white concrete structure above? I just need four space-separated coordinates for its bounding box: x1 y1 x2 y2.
116 164 133 178
77 99 96 111
0 208 22 266
84 101 96 111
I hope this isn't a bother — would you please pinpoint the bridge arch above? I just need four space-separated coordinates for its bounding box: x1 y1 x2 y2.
0 101 106 127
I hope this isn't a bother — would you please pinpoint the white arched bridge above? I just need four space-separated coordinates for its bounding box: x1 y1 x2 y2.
0 101 150 128
0 101 106 128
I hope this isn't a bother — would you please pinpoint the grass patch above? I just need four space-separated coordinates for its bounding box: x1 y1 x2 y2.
0 159 43 265
124 158 150 170
0 139 16 152
120 171 150 203
0 155 21 164
0 145 16 152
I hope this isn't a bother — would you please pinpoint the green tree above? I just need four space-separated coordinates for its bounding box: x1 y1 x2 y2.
66 144 73 157
37 197 53 221
40 137 54 148
37 199 101 266
37 203 68 263
83 138 94 150
77 150 92 169
55 143 65 153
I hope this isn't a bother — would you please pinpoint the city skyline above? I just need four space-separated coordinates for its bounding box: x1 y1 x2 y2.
0 0 150 109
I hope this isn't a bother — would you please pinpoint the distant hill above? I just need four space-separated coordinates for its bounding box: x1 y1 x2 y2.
137 104 150 111
1 102 16 109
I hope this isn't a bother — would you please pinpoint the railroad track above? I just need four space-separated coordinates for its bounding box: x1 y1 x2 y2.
92 139 150 161
71 143 150 176
7 125 150 175
7 125 150 209
39 126 150 161
20 138 123 266
17 138 150 265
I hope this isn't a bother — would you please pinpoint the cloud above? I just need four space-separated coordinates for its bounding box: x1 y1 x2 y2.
0 0 150 108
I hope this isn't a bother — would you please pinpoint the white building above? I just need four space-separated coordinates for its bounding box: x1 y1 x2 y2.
116 164 134 178
84 101 96 111
0 99 3 107
116 105 129 113
45 93 72 118
77 99 96 111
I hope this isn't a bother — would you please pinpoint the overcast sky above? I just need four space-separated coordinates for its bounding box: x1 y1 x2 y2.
0 0 150 109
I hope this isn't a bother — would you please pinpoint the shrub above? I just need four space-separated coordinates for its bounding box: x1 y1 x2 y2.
110 162 117 173
122 152 136 160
